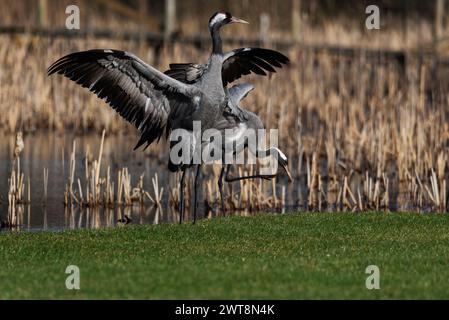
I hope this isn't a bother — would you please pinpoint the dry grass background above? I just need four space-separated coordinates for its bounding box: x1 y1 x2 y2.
0 0 443 50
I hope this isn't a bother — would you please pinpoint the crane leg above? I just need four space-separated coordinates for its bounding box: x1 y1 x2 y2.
193 164 201 224
179 169 186 224
218 165 226 215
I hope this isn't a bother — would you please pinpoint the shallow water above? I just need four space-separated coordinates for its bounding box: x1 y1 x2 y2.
0 132 175 230
0 132 297 231
1 131 428 232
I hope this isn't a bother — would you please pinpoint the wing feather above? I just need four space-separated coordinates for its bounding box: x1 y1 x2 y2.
163 48 289 86
48 49 198 149
221 48 289 85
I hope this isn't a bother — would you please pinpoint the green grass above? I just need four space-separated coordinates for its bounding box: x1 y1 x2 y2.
1 212 449 299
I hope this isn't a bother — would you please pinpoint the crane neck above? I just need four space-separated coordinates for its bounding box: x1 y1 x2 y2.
210 26 223 54
256 148 272 158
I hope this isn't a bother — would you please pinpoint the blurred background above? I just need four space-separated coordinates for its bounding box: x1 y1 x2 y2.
1 1 449 230
1 0 449 133
2 0 449 51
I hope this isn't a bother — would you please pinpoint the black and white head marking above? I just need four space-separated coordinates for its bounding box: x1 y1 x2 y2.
208 12 231 29
272 147 288 165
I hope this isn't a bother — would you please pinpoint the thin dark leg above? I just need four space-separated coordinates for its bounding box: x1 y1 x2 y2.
179 169 186 224
193 165 201 224
218 165 226 215
224 165 275 182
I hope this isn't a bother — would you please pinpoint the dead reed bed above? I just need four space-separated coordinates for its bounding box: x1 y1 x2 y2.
3 131 30 228
0 33 448 214
62 130 283 213
64 130 163 208
0 0 440 51
166 164 287 217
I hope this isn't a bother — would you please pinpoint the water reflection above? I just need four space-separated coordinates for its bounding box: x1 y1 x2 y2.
0 132 176 230
71 205 165 230
0 132 296 231
0 132 439 232
1 203 181 231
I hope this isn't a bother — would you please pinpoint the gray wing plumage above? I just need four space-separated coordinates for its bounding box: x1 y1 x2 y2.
214 83 255 129
47 49 199 150
164 48 289 86
221 48 289 85
228 83 254 106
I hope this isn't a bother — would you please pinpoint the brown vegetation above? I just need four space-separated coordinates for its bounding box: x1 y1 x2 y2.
1 1 449 219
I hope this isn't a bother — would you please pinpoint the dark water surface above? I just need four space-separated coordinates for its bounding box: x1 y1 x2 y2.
0 132 177 230
0 132 298 231
1 132 419 232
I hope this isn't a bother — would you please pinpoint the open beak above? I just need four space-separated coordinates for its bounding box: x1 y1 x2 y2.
282 164 294 182
230 16 249 24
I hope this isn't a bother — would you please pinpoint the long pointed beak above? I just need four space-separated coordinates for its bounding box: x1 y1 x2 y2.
230 17 249 24
282 164 294 182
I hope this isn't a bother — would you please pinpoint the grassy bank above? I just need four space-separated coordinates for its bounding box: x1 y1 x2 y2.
1 213 449 299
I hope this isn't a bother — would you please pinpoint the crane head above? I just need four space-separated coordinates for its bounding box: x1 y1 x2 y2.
209 12 249 30
272 147 293 182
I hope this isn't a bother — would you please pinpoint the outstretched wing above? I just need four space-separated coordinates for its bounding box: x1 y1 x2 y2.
221 48 289 85
48 49 199 149
222 83 255 122
163 48 289 86
228 83 254 106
